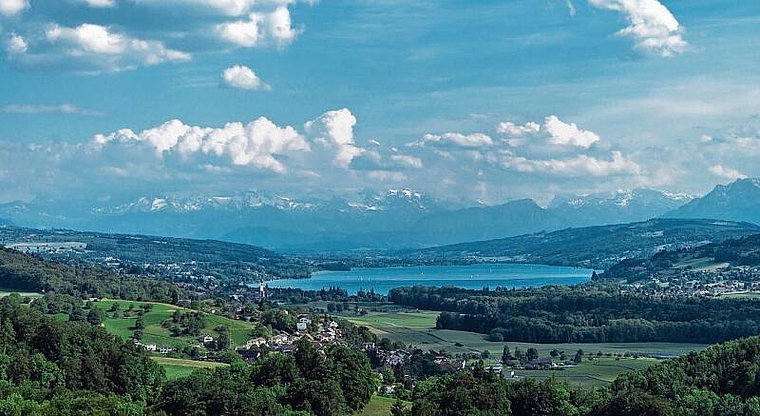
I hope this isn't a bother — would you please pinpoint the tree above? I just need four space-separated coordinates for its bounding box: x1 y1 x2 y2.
86 308 105 325
480 350 490 360
502 345 511 363
515 347 526 363
381 365 395 384
390 394 408 416
527 347 539 361
134 316 145 330
574 349 584 365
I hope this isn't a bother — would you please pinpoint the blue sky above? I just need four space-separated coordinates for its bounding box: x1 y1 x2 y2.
1 0 759 206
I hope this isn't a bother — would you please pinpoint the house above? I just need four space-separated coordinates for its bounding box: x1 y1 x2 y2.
328 320 339 329
244 337 267 349
159 345 173 354
270 334 289 346
200 335 214 344
296 322 308 332
144 343 157 352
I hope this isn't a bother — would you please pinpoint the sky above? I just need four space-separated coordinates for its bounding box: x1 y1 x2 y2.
1 0 759 206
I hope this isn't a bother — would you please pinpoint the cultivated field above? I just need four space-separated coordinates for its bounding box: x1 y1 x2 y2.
340 310 706 387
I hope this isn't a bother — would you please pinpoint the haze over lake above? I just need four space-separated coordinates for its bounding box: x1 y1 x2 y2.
266 263 595 295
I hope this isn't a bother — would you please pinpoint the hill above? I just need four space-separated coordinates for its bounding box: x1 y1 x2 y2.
665 177 760 225
411 218 760 268
0 226 313 281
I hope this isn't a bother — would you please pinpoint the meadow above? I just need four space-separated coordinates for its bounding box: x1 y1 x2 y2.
151 356 228 380
91 299 257 351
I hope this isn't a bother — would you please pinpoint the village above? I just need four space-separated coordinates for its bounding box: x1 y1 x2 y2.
620 265 760 298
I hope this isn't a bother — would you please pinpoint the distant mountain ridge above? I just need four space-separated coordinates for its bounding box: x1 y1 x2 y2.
412 218 760 268
665 178 760 225
0 185 724 251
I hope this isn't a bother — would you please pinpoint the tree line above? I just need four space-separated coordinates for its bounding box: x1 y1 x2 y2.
390 285 760 343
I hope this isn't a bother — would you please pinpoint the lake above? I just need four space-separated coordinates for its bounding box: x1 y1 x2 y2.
265 263 594 295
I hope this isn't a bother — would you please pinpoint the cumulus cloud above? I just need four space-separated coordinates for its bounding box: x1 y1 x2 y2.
7 23 191 73
543 115 600 148
496 121 540 136
0 0 28 17
304 108 364 168
498 151 640 177
709 164 746 181
221 64 269 90
5 33 28 54
3 103 103 116
418 132 494 148
589 0 687 57
216 5 301 48
94 117 309 173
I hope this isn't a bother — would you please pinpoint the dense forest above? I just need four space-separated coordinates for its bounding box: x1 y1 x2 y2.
406 336 760 415
0 294 164 413
159 338 375 416
389 285 760 344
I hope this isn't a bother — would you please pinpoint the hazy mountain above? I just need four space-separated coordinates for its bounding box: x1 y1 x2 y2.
664 178 760 225
0 187 699 251
550 188 692 227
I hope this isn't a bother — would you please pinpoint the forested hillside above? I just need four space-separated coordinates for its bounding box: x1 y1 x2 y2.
412 219 760 268
0 294 164 413
0 247 182 302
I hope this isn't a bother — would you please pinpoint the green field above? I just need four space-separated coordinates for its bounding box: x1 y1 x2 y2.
356 394 406 416
91 299 256 351
151 356 228 380
340 310 705 387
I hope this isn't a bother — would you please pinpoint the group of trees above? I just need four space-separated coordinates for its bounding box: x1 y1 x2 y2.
403 335 760 415
390 285 760 344
159 339 376 416
0 294 165 413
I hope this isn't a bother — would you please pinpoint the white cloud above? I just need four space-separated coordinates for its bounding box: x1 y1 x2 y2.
420 132 494 148
94 117 309 173
589 0 687 57
5 33 27 54
496 121 540 136
79 0 116 8
0 0 28 17
543 115 600 148
500 151 640 177
221 64 268 90
216 5 301 48
709 164 746 181
3 103 103 116
8 23 191 73
305 108 364 168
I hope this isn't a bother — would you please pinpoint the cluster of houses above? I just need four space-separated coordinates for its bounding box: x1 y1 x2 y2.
133 341 174 354
621 265 760 298
236 315 346 357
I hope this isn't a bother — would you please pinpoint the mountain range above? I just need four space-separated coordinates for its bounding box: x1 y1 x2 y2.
0 178 757 251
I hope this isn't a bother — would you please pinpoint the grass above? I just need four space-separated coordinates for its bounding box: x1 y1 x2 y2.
91 299 256 351
356 394 405 416
516 357 661 388
151 356 228 380
339 310 706 387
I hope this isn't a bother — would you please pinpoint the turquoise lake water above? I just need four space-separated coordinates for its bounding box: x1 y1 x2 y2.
265 263 594 295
